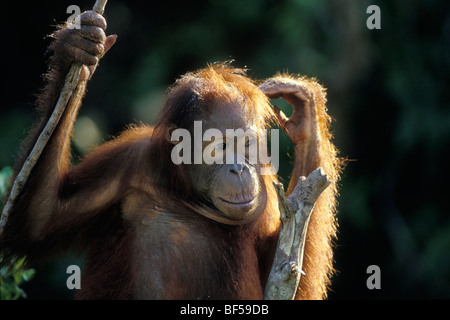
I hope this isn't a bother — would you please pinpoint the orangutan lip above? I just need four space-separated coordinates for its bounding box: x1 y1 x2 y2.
219 197 256 206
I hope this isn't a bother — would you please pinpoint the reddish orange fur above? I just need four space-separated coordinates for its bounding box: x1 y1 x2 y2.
289 76 343 299
0 61 342 299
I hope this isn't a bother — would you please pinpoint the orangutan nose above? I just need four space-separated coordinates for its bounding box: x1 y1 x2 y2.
229 163 245 176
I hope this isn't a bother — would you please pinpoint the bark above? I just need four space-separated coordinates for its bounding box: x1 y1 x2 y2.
0 0 108 236
264 167 331 300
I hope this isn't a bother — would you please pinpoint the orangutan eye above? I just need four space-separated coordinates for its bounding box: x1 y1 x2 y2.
214 142 226 151
245 136 255 148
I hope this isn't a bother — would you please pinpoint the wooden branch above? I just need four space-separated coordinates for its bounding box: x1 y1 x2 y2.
0 0 108 236
263 167 331 300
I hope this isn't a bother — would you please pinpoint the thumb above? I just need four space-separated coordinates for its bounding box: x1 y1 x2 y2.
101 34 117 57
87 35 117 80
273 106 289 127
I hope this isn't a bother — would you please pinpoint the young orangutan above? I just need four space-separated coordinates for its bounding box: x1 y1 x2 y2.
0 10 342 299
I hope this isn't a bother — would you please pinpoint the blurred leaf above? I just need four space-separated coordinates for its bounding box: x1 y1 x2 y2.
0 257 35 300
0 166 35 300
0 167 12 196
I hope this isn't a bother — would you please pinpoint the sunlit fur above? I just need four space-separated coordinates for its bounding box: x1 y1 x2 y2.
1 60 342 299
149 63 343 299
281 75 344 299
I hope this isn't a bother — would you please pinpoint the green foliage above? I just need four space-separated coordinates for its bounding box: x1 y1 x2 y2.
0 167 35 300
0 167 13 198
0 257 35 300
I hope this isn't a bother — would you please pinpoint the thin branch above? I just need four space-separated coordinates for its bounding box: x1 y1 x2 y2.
263 167 331 300
0 0 108 236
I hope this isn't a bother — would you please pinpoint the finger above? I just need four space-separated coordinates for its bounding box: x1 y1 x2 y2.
77 25 106 43
70 34 104 56
68 45 99 66
259 79 285 98
80 11 107 30
259 81 283 99
259 78 300 94
262 91 282 99
259 78 311 103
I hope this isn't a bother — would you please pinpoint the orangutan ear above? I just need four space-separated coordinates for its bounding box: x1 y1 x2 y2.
166 125 179 145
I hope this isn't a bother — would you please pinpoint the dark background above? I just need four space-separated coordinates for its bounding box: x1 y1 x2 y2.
0 0 449 299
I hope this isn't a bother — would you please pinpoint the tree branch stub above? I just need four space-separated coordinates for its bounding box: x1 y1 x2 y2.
264 167 332 300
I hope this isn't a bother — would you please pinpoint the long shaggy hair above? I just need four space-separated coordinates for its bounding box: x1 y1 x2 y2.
149 63 343 299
